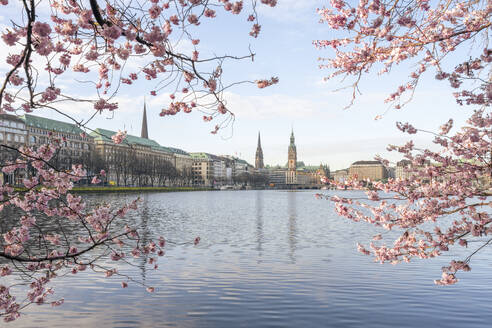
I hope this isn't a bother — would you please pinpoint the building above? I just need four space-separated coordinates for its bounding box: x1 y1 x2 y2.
222 155 253 179
90 128 174 186
88 103 194 186
22 114 94 170
297 163 329 185
396 159 412 180
387 166 396 179
190 153 214 186
267 168 287 188
2 113 95 184
0 114 27 146
0 114 28 185
286 129 297 184
254 130 322 188
190 152 229 186
212 155 227 184
234 158 253 176
255 132 264 169
333 169 349 183
167 146 193 177
349 161 387 181
218 156 236 184
296 171 319 185
221 155 254 184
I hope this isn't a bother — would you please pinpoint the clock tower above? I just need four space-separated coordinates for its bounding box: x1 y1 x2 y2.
288 129 297 171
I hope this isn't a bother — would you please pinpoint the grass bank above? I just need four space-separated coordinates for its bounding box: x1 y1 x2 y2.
70 186 215 193
13 186 214 193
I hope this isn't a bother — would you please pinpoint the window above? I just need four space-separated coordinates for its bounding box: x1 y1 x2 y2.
7 134 12 141
19 136 24 143
0 133 3 140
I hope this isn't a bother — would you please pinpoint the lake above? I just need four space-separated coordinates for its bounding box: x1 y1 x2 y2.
7 190 492 327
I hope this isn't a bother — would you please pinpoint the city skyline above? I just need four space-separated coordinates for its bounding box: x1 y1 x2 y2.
0 1 472 170
4 102 424 171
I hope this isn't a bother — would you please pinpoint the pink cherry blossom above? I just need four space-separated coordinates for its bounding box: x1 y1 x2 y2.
0 0 280 320
148 5 162 19
316 0 491 286
32 21 51 37
111 130 127 144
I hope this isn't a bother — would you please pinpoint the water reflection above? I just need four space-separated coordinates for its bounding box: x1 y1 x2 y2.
255 191 264 259
9 190 492 328
287 191 297 263
138 194 151 282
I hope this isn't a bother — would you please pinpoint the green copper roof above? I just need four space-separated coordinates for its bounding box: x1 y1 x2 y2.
0 113 25 123
166 146 190 156
151 145 173 154
22 114 85 135
190 152 223 160
90 128 162 148
190 152 212 160
235 159 249 165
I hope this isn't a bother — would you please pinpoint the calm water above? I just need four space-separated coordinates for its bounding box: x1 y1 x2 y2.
8 190 492 327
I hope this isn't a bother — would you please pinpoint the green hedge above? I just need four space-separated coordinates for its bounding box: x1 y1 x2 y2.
70 186 214 193
13 186 214 193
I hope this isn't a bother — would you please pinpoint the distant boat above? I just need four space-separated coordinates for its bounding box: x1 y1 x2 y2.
220 185 234 190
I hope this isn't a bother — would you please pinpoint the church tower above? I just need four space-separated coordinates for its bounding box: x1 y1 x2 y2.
255 132 264 169
141 100 149 139
288 128 297 171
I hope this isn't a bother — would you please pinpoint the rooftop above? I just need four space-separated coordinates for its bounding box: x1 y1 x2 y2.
0 113 25 124
351 160 383 166
21 114 85 135
151 145 174 154
166 146 190 156
235 158 250 165
190 152 220 160
397 159 412 166
90 128 165 150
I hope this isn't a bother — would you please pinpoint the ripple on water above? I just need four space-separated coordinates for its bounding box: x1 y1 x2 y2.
8 190 492 328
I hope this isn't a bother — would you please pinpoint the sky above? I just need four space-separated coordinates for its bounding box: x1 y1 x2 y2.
0 1 474 170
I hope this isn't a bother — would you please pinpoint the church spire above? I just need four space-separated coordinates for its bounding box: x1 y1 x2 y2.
141 99 148 139
288 128 297 171
255 131 264 169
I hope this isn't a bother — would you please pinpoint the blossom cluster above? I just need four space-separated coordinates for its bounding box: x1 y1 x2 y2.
319 109 491 285
314 0 491 110
0 140 181 321
0 0 277 131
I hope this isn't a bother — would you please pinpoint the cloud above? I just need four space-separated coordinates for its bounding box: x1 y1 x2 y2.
221 91 331 120
257 0 320 22
142 89 335 121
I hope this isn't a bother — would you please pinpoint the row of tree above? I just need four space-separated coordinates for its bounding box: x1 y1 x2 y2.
1 146 192 187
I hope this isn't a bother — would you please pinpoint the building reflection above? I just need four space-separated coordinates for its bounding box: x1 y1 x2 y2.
287 191 297 263
255 190 264 260
138 194 150 282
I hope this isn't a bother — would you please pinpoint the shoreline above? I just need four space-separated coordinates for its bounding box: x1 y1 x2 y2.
70 186 215 193
13 186 328 194
12 186 215 193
